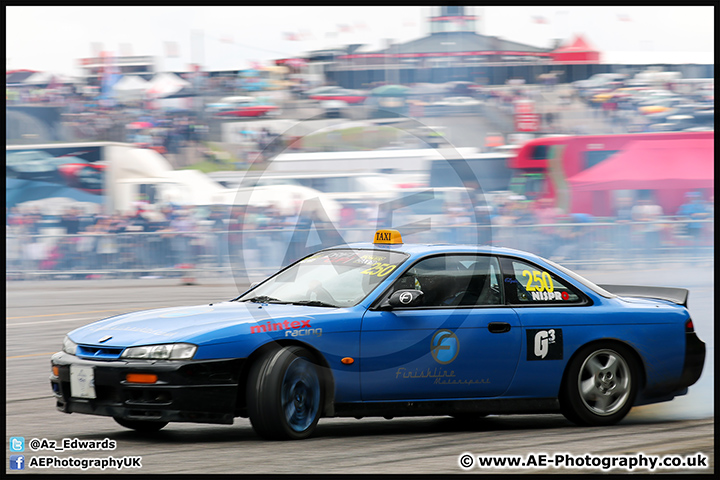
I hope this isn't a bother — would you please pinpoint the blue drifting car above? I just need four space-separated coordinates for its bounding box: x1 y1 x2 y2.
50 230 705 440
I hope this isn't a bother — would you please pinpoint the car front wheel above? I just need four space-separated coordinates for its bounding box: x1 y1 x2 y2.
247 346 324 440
560 344 639 426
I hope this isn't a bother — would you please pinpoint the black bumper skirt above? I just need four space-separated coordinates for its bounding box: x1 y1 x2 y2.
50 352 243 425
680 331 706 389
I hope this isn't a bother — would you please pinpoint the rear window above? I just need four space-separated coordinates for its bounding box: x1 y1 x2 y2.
501 258 587 305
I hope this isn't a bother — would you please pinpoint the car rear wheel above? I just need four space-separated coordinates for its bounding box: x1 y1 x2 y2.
113 417 168 432
560 344 638 426
247 346 324 440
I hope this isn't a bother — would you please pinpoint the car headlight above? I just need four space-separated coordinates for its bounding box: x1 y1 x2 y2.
62 336 77 355
120 343 197 360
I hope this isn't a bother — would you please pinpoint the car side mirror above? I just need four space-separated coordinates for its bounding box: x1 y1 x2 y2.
384 289 424 309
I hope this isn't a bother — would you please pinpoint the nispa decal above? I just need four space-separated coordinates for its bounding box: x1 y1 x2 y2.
526 328 563 360
530 291 570 301
431 329 459 365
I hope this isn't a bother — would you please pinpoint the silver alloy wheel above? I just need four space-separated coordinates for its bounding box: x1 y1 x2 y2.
577 349 631 416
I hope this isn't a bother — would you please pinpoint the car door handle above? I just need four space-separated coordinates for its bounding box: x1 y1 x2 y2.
488 322 511 333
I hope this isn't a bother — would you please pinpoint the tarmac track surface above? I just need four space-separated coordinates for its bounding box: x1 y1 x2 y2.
6 268 714 474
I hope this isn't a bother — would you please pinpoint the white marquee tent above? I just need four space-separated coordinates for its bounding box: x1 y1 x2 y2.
21 71 55 86
145 72 191 99
112 75 149 102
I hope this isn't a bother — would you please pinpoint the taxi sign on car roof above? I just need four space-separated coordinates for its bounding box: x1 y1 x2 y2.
374 229 403 244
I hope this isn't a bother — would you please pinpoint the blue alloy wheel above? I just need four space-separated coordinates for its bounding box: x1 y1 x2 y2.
247 346 325 440
282 357 321 433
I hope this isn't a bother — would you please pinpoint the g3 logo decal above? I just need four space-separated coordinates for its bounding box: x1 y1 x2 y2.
527 328 563 360
535 329 555 358
431 329 459 364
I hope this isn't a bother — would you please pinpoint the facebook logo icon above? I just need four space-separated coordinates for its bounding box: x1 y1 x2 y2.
10 455 25 470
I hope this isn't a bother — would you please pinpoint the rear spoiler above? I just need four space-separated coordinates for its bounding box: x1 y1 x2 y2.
599 285 689 308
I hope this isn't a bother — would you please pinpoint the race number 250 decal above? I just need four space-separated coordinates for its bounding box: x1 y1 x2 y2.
521 269 554 292
526 328 563 360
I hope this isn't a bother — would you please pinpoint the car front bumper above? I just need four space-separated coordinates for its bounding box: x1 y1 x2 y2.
50 352 244 424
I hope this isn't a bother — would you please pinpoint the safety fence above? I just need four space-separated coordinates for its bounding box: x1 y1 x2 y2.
5 220 713 281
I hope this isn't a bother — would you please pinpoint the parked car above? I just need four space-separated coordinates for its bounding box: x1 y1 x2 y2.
591 87 649 104
437 96 482 107
573 73 628 101
300 85 343 99
207 96 280 117
319 100 349 118
638 97 685 115
310 89 368 104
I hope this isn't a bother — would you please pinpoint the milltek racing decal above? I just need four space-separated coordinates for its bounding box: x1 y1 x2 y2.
526 328 563 360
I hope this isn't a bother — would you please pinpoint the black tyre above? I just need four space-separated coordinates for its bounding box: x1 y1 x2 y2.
247 346 324 440
113 417 168 432
560 344 639 426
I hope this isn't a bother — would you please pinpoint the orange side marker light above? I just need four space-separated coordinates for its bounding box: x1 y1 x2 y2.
126 373 158 384
341 357 354 365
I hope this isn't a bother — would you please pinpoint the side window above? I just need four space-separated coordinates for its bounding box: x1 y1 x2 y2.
389 255 503 307
501 258 584 305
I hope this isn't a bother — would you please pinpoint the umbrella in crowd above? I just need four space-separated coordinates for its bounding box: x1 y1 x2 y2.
127 121 153 129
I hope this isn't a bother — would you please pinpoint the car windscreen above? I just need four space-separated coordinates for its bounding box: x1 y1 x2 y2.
235 249 409 308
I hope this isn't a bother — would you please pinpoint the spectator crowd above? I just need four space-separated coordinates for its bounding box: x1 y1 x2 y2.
6 190 713 280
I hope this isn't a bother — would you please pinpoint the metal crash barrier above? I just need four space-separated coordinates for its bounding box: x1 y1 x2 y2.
5 220 714 281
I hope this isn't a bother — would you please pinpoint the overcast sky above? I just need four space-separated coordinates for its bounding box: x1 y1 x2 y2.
6 6 715 76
